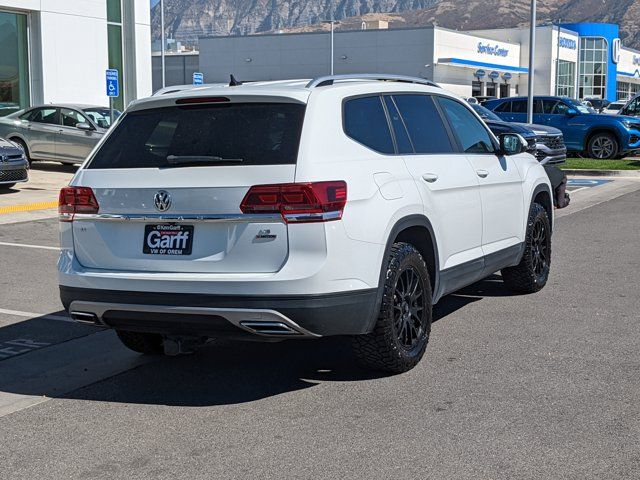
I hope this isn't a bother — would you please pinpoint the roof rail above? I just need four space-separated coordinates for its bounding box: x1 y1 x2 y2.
306 74 441 89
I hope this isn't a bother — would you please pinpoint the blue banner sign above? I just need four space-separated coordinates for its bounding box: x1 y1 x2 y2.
106 69 119 97
477 42 509 57
193 72 204 85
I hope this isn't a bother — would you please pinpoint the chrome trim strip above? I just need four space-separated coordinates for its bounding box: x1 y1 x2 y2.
71 213 284 223
68 301 320 338
283 211 342 222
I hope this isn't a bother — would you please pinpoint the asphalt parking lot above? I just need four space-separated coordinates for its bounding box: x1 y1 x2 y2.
0 164 639 479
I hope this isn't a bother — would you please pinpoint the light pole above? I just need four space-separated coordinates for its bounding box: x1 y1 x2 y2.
322 20 340 75
160 0 166 88
527 0 536 124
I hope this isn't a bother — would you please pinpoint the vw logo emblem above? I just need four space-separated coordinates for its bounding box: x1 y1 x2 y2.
154 190 172 212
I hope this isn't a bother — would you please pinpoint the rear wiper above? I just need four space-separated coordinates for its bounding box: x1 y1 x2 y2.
166 155 244 166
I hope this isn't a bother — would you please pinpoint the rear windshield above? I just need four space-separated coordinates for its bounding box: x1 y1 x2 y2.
88 102 306 169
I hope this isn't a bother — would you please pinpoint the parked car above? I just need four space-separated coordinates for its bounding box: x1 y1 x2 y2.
59 74 553 373
0 137 29 190
468 102 567 165
485 96 640 159
0 105 121 165
474 96 497 105
602 101 627 115
619 94 640 118
583 97 610 113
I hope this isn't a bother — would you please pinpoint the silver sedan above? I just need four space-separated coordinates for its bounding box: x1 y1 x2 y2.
0 104 121 165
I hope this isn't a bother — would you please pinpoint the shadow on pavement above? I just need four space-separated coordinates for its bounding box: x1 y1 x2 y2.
0 276 518 408
30 161 78 174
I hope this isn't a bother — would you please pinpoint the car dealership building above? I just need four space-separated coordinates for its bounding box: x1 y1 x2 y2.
196 22 640 102
0 0 152 115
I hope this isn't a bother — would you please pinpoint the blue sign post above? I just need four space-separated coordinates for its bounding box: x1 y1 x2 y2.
193 72 204 86
106 69 119 125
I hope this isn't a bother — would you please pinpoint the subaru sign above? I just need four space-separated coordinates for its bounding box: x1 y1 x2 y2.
474 69 487 79
558 37 577 50
192 72 204 86
502 72 513 81
488 71 500 80
477 42 509 57
106 69 119 97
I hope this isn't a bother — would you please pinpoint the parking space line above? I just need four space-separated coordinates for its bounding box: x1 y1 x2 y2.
0 201 58 215
0 241 59 251
0 308 73 323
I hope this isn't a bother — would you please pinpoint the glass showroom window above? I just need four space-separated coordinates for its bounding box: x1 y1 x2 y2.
579 37 607 99
556 60 576 98
107 0 124 111
0 12 30 116
617 81 640 101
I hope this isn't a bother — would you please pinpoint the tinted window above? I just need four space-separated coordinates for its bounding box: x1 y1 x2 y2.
512 99 541 114
29 108 57 125
393 95 454 154
470 103 501 121
60 108 88 128
84 108 120 128
623 99 640 116
542 100 558 114
494 101 511 113
437 97 495 154
89 103 306 169
552 102 571 115
383 96 413 154
344 96 394 154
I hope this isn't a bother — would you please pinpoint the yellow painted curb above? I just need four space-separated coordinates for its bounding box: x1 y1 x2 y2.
0 201 58 215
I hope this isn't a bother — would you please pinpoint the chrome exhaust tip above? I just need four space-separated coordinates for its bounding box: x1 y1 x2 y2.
240 321 302 336
69 311 101 325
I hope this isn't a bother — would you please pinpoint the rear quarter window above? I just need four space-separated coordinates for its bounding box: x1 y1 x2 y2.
343 96 395 154
87 102 306 169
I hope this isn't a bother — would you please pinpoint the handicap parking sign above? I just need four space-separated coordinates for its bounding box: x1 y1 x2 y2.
106 69 119 97
193 72 204 86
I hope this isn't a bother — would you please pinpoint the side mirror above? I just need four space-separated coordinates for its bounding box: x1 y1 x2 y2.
76 122 93 131
499 133 528 156
566 108 578 117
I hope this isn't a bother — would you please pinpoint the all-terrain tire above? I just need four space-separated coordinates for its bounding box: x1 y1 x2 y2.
352 242 432 373
501 202 552 294
116 330 164 355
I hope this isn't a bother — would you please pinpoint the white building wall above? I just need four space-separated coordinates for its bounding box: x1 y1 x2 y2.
134 0 152 99
0 0 151 107
433 28 521 98
38 5 109 105
473 26 579 98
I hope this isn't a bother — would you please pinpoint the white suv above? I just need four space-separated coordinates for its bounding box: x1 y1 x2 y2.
58 75 553 373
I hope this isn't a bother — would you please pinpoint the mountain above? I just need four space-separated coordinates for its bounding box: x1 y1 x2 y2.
151 1 439 44
151 0 640 50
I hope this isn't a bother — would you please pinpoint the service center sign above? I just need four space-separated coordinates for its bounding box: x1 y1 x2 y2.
477 42 509 57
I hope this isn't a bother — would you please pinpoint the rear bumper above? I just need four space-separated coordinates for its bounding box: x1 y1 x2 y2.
60 286 378 338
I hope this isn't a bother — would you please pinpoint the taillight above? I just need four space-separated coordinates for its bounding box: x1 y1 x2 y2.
58 186 99 222
240 181 347 223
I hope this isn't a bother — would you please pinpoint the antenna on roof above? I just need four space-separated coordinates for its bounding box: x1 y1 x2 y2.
229 74 243 86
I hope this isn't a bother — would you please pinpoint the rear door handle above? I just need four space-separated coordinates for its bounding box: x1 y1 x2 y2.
421 173 439 183
476 169 489 178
